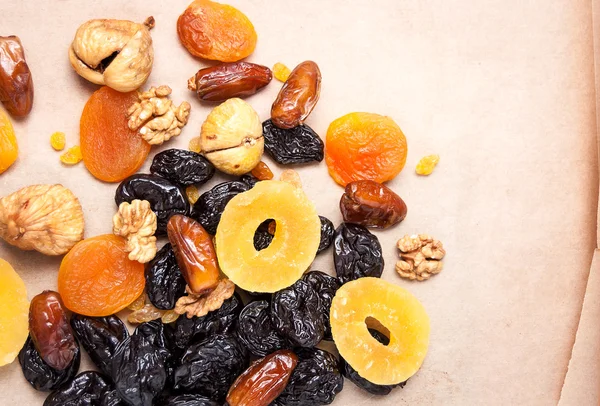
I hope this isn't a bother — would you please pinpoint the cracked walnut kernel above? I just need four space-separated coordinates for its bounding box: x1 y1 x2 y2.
113 199 157 263
396 234 445 281
175 279 235 318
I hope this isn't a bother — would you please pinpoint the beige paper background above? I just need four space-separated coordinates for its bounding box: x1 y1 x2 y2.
0 0 597 405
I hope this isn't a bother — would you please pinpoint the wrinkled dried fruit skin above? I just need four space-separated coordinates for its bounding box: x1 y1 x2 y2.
29 291 77 371
0 36 33 117
271 61 321 129
272 348 343 406
116 174 191 235
251 161 274 181
167 215 220 294
253 219 274 251
70 314 129 376
192 179 254 235
43 371 124 406
270 280 324 348
156 394 220 406
227 349 298 406
177 0 257 62
262 120 324 164
189 62 272 102
173 333 249 401
302 271 340 341
19 336 80 392
317 216 335 254
150 149 215 187
333 223 384 284
146 243 187 310
340 180 407 228
237 300 288 357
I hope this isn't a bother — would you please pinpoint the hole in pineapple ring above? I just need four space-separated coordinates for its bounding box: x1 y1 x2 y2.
365 316 390 346
253 219 276 251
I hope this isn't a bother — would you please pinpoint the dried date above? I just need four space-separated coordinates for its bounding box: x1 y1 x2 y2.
333 223 384 284
317 216 335 254
340 180 407 228
0 36 33 117
150 149 215 187
146 243 187 310
262 119 324 164
237 300 288 357
301 271 339 341
43 371 124 406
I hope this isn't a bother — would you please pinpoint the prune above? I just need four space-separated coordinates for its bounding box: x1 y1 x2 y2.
156 394 220 406
272 348 343 406
270 280 324 347
237 300 288 357
262 119 324 164
333 223 384 284
70 314 129 376
146 243 187 310
115 174 191 234
173 333 248 401
112 333 169 406
253 219 274 251
192 179 254 234
301 271 340 341
43 371 124 406
317 216 335 254
340 329 406 396
150 149 215 187
19 336 80 391
340 180 407 228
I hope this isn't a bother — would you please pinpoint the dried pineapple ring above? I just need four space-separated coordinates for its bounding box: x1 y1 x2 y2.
330 277 430 385
216 180 320 293
0 258 29 366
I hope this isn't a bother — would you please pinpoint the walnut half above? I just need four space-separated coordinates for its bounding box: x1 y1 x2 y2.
396 234 446 281
113 199 157 263
175 279 236 318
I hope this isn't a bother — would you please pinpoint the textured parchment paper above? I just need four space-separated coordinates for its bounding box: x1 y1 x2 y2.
0 1 597 405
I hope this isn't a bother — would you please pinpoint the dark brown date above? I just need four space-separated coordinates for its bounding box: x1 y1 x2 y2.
29 291 78 370
271 61 321 129
226 349 298 406
188 62 272 102
340 180 407 229
0 36 33 117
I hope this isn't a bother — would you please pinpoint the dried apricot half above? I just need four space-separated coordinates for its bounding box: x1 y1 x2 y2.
58 234 145 317
0 258 28 366
80 86 151 183
325 112 407 186
0 108 18 174
177 0 257 62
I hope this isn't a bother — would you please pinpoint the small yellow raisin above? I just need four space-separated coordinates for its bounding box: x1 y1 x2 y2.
186 185 200 205
415 154 440 176
60 145 83 165
273 62 291 82
50 132 66 151
161 310 180 324
251 161 274 180
127 291 146 311
189 136 202 153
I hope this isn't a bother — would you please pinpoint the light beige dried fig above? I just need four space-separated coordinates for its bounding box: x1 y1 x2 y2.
69 17 155 92
0 184 84 255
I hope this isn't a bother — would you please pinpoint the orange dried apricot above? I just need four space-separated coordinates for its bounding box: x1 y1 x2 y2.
0 257 28 366
177 0 257 62
80 86 151 183
0 108 17 174
58 234 145 317
325 112 407 186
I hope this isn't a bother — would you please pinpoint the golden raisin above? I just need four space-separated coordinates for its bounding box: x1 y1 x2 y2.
189 136 202 153
60 145 83 165
186 185 200 205
273 62 291 82
127 291 146 311
251 161 274 180
50 132 66 151
415 154 440 176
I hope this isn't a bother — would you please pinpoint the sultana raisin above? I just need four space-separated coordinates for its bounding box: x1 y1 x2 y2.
50 132 66 151
59 145 82 165
273 62 291 82
415 154 440 175
251 161 274 180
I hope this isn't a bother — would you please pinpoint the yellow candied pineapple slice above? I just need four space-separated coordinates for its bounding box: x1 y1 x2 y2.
330 277 430 385
216 180 320 293
0 258 29 366
0 109 18 174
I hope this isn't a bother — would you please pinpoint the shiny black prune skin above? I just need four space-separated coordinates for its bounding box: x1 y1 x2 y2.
19 336 80 392
237 300 288 357
272 347 343 406
150 149 215 187
317 216 335 254
333 223 384 284
70 314 128 376
253 219 274 251
43 371 124 406
301 271 340 341
263 119 324 164
146 243 187 310
270 280 325 347
115 174 190 235
172 333 248 402
156 394 220 406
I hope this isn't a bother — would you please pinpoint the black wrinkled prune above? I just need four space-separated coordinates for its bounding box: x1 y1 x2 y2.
263 119 324 164
19 336 80 392
253 219 274 251
173 333 248 402
272 348 343 406
156 394 220 406
112 333 169 406
317 216 335 254
237 300 288 357
146 243 187 310
43 371 124 406
115 174 191 235
150 149 215 187
70 314 128 376
270 280 325 347
192 179 254 234
301 271 340 341
333 223 384 284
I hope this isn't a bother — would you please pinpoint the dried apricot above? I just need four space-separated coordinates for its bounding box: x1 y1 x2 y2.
80 86 151 183
415 154 440 176
58 234 145 317
50 132 66 151
0 108 17 174
325 112 407 186
0 257 28 366
60 145 82 165
177 0 257 62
